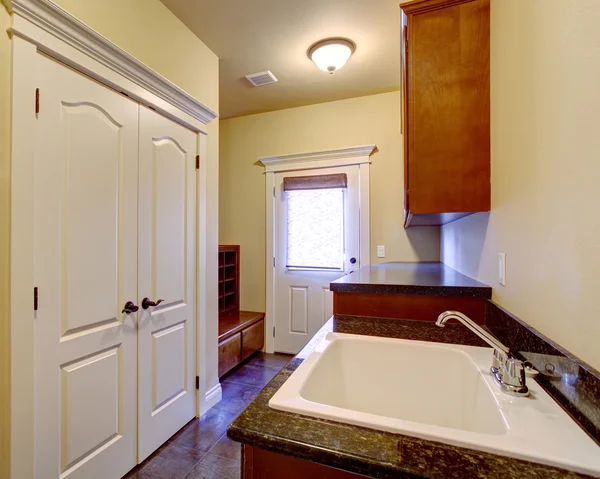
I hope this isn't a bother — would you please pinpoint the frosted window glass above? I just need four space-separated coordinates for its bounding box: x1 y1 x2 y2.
286 188 344 270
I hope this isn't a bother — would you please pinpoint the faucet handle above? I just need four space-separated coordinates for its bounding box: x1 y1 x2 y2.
503 358 527 388
490 356 530 397
492 349 506 375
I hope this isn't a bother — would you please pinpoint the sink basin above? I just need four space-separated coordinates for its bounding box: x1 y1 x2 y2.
300 334 506 435
269 332 600 477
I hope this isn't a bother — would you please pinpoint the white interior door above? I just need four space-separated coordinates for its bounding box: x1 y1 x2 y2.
137 106 197 461
33 54 139 479
274 166 361 353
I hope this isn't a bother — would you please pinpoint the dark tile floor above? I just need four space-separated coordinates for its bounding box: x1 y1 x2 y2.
125 352 292 479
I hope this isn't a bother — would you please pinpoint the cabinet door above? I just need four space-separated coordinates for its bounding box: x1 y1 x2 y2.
242 320 265 360
137 106 198 461
401 12 409 214
405 0 490 215
219 334 242 377
34 54 139 479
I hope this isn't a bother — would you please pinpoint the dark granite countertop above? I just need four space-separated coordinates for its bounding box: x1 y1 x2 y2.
227 315 593 479
330 262 492 299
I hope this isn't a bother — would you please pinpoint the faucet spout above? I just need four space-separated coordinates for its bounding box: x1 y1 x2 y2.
436 310 510 356
436 310 529 397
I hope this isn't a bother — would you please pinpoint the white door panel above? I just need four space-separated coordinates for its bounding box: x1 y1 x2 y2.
290 286 309 334
138 106 197 461
274 166 360 354
34 54 138 479
61 348 120 470
152 322 186 409
152 137 187 302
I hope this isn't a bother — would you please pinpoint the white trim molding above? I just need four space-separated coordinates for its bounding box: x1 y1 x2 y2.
261 145 375 353
200 384 223 416
259 145 377 173
195 133 221 418
9 35 37 479
5 0 218 129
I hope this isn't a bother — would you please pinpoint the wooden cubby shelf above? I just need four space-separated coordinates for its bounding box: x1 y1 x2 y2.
218 245 240 317
217 245 265 377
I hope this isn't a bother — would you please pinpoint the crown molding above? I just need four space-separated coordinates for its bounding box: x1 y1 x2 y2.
259 145 377 173
5 0 218 125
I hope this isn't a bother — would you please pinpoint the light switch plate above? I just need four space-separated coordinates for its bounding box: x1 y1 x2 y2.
498 253 506 286
377 245 386 258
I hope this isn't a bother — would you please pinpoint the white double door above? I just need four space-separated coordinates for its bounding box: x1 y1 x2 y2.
33 54 197 479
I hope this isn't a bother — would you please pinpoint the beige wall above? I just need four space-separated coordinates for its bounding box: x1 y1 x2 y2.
1 1 219 475
1 5 11 479
441 0 600 370
220 91 440 312
52 0 218 113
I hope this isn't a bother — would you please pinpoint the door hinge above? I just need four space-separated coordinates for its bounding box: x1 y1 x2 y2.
195 155 200 170
195 376 199 390
273 186 275 197
34 287 39 311
273 326 275 337
273 257 275 268
35 88 40 115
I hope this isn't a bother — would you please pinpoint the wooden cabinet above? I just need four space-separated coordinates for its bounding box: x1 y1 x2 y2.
333 292 486 324
218 312 265 377
218 333 242 377
219 245 240 316
401 0 490 227
241 320 266 360
217 245 265 376
242 445 365 479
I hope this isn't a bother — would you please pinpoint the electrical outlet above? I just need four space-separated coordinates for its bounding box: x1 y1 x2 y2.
498 253 506 286
377 245 386 258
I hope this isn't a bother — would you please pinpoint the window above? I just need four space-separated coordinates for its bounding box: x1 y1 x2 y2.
286 188 344 270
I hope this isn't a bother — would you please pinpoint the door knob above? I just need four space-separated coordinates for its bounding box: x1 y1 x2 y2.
350 257 357 264
142 297 164 309
122 301 139 314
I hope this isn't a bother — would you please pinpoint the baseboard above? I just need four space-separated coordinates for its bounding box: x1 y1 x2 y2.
200 383 222 416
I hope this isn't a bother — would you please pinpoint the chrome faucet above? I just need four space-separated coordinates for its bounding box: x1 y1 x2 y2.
436 311 529 397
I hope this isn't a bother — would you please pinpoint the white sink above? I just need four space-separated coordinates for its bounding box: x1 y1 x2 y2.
269 332 600 477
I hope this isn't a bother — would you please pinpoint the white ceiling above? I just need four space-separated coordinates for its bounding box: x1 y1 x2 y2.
160 0 403 118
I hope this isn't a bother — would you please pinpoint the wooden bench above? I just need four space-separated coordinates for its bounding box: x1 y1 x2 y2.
218 311 265 377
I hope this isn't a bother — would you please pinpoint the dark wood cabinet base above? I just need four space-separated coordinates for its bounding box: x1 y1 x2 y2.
333 292 486 325
242 445 365 479
218 311 265 377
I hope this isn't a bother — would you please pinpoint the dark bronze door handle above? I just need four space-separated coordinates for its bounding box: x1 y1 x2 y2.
122 301 139 314
142 297 164 309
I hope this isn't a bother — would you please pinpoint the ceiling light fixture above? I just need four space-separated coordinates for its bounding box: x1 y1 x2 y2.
308 38 356 74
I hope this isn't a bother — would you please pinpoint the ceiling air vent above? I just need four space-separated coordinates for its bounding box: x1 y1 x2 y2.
245 70 278 87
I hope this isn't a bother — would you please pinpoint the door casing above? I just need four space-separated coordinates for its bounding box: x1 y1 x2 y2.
259 145 376 354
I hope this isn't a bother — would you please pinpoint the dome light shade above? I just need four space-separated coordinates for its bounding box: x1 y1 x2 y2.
308 38 355 74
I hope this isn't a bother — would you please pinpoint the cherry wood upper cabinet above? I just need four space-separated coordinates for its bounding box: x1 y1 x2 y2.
400 0 490 227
